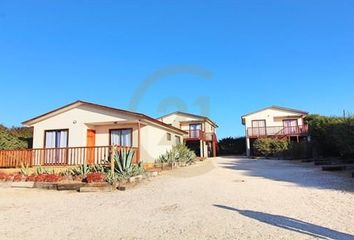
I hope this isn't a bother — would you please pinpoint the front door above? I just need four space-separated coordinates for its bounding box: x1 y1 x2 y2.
86 129 96 165
189 124 202 138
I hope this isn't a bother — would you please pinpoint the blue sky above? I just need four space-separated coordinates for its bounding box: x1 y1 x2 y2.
0 1 353 138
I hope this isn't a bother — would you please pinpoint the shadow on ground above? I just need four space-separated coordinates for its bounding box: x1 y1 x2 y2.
218 156 354 192
214 204 354 240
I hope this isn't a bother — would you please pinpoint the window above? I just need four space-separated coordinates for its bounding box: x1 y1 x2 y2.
110 129 132 147
44 129 68 148
167 133 172 141
175 136 181 145
251 120 266 136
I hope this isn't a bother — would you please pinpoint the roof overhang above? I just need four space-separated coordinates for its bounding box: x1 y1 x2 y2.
22 100 187 135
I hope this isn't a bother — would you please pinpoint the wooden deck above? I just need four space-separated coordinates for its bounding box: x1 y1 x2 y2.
0 146 139 168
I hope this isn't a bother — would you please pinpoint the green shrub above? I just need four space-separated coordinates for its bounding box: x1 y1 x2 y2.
253 138 289 157
305 115 354 158
0 125 33 150
285 142 312 159
156 144 196 165
218 137 246 155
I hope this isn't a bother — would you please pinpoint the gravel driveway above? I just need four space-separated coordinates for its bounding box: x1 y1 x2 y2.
1 157 354 240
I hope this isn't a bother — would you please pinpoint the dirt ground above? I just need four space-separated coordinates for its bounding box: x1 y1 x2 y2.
1 156 354 240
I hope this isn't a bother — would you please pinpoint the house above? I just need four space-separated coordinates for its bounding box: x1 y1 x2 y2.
241 106 309 156
158 112 218 158
0 100 187 169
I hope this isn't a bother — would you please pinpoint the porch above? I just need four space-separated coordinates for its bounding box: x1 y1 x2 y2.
0 146 139 168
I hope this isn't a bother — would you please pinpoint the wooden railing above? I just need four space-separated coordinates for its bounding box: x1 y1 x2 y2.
247 125 309 138
0 146 139 168
184 130 216 141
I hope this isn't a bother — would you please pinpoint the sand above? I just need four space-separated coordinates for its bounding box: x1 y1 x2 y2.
0 156 353 240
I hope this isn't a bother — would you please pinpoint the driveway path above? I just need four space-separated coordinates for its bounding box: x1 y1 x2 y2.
1 157 354 240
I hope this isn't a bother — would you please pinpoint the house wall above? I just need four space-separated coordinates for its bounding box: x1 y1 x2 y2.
160 114 216 134
140 124 183 164
30 104 183 164
31 105 137 149
160 113 216 158
243 108 305 129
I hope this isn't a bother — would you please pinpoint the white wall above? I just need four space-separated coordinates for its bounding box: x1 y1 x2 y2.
243 108 305 129
140 124 183 163
31 105 137 148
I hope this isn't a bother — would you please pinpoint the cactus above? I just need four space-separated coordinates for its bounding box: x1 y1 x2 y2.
111 146 135 175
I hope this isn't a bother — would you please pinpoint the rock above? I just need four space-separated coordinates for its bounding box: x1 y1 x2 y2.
135 175 143 181
11 181 35 188
128 177 137 183
117 186 126 191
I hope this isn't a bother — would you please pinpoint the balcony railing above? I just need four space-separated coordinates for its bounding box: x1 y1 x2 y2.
0 146 139 168
184 130 216 141
247 125 309 138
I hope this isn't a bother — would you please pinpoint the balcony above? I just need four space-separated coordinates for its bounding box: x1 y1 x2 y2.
247 125 309 138
184 130 216 141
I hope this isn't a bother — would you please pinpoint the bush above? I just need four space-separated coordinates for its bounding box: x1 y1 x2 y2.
157 144 196 164
284 142 312 159
253 138 289 157
0 124 33 150
218 137 246 155
305 115 354 158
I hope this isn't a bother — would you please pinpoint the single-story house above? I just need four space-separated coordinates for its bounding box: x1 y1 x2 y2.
0 100 187 168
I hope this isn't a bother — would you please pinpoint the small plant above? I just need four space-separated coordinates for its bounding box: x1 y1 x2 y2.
156 144 196 165
20 163 31 176
70 164 91 176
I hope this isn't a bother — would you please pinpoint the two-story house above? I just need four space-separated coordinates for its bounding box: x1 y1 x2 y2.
158 112 218 158
241 106 309 156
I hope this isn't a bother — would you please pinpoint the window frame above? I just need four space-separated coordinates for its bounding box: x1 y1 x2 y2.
43 129 69 149
109 128 133 147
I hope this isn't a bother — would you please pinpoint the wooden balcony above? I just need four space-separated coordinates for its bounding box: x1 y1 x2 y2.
0 146 139 168
247 125 309 138
184 130 217 142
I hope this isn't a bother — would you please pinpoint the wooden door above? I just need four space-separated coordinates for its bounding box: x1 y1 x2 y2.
283 119 298 135
86 129 96 165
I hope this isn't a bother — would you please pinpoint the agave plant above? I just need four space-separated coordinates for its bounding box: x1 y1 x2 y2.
110 146 136 175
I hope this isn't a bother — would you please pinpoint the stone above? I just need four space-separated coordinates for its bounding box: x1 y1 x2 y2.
11 181 35 188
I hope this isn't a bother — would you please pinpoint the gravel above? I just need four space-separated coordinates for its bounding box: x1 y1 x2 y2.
1 156 353 240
